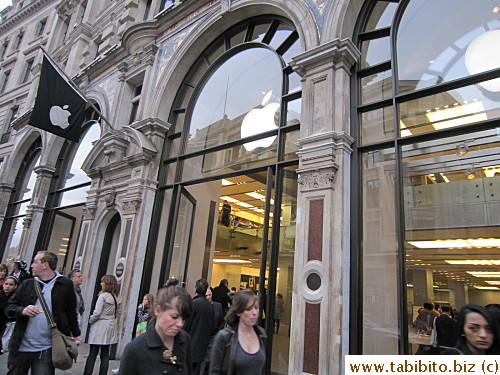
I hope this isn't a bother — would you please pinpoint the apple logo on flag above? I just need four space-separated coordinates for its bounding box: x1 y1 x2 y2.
241 90 280 151
49 105 71 129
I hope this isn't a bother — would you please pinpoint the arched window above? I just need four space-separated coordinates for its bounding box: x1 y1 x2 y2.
354 0 500 355
0 139 42 261
37 110 101 274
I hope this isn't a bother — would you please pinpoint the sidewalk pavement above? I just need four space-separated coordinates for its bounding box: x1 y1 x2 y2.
0 343 121 374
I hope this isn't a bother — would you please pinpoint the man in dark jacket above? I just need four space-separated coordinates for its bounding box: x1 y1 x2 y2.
184 278 215 375
435 305 458 347
212 279 232 315
5 251 81 375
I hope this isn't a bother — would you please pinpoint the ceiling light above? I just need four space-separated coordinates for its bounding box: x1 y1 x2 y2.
456 142 469 157
474 286 500 290
466 166 476 180
246 192 266 200
235 201 253 208
483 166 500 177
426 102 487 130
465 30 500 92
469 239 500 247
221 179 234 186
486 281 500 285
408 240 471 248
213 259 251 264
445 260 500 265
467 272 500 278
400 121 412 137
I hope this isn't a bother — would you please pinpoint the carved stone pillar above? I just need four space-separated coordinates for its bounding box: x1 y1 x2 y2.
289 38 359 375
17 165 56 261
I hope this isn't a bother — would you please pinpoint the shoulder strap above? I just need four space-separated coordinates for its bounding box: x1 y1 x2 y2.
34 280 57 329
110 293 118 319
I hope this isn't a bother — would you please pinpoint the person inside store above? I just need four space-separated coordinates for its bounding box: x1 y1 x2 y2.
83 275 122 375
210 289 266 375
443 304 500 355
221 200 231 227
0 276 18 354
118 278 193 375
212 279 232 315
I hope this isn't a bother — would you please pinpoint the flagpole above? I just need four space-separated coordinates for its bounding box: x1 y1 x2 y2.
39 47 116 131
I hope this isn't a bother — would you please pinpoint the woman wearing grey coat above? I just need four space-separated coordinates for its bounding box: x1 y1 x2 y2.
84 275 122 375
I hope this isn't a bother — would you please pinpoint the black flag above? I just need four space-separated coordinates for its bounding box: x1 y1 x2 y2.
29 55 87 142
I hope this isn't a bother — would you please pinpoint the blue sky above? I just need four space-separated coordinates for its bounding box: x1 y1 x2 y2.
0 1 11 11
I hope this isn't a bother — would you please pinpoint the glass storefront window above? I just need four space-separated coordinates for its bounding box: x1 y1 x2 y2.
182 139 277 182
361 70 392 105
283 130 299 161
281 38 301 65
399 83 500 137
403 128 500 353
362 148 398 354
360 36 391 69
364 1 398 31
286 97 301 126
360 106 394 144
397 0 500 94
187 47 282 154
268 24 294 50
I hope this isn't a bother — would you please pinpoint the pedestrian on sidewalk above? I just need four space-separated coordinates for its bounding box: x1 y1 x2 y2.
83 275 121 375
118 278 193 375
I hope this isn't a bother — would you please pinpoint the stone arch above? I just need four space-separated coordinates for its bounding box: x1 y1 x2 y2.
151 0 317 119
322 0 365 41
1 130 43 186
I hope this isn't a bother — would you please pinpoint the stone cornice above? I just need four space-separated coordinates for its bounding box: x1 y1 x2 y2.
290 38 360 77
297 131 355 154
0 0 54 34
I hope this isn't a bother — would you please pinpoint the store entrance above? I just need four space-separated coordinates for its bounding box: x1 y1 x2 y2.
165 167 295 374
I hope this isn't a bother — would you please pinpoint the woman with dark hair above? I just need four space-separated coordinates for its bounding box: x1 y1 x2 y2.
119 279 193 375
0 276 18 353
444 304 500 355
84 275 122 375
0 264 8 288
210 289 266 375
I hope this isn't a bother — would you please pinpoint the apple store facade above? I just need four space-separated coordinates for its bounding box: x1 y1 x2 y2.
0 0 499 374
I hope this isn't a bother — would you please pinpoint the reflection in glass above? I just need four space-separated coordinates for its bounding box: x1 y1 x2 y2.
60 185 91 207
360 106 394 145
361 70 392 105
281 38 301 65
271 165 297 374
399 82 500 137
64 124 100 189
46 213 75 274
187 48 282 154
7 218 24 255
251 23 269 42
361 37 391 69
286 98 301 126
402 128 500 354
362 149 398 354
397 0 500 93
182 140 277 182
288 71 302 94
268 24 294 50
364 1 398 31
283 130 299 161
19 155 40 202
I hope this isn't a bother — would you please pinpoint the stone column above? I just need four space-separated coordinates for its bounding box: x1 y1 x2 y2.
289 38 359 375
17 165 56 261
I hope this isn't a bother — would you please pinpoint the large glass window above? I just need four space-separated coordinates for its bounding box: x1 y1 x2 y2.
355 0 500 355
147 16 301 375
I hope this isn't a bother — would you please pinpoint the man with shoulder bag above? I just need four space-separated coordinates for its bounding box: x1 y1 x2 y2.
5 251 82 375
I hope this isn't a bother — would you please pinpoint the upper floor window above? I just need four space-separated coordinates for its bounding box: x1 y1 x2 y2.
0 70 11 93
129 83 143 124
144 0 152 20
36 18 47 38
20 58 34 83
160 0 174 11
14 31 23 50
0 40 8 59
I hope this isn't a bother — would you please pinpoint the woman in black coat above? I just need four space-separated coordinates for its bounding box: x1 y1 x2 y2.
0 276 18 353
118 279 193 375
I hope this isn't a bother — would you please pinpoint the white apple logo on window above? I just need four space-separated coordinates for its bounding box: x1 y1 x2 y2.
241 90 280 151
49 105 72 129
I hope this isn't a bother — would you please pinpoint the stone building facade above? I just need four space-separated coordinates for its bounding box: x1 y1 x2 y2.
0 0 498 374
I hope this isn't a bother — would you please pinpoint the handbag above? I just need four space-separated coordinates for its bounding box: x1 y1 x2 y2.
34 280 78 370
2 321 15 351
135 320 147 336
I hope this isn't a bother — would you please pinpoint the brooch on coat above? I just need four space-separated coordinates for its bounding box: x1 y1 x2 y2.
162 349 177 364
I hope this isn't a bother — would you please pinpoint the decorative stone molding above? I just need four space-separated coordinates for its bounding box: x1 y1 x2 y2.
0 183 14 215
105 190 116 210
297 169 336 191
221 0 232 13
122 199 141 215
82 207 97 220
290 38 360 77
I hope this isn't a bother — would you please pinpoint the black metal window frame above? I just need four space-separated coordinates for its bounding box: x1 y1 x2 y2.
351 0 500 355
